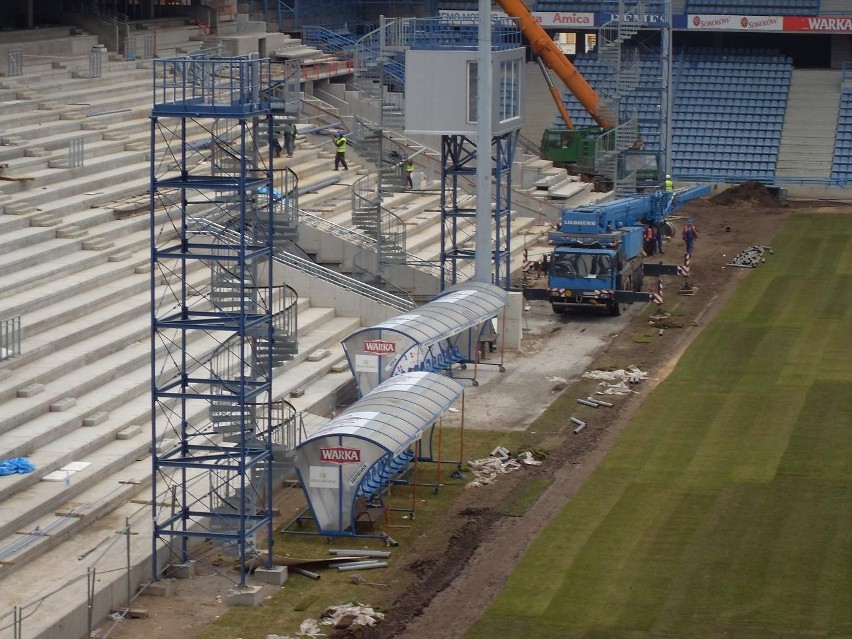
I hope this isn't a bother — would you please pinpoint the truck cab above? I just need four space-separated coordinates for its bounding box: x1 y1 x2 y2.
547 227 644 316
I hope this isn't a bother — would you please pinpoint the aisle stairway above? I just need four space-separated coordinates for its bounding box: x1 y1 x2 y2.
776 69 842 179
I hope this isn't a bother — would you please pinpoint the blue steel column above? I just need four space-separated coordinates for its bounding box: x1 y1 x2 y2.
149 55 276 587
440 131 517 291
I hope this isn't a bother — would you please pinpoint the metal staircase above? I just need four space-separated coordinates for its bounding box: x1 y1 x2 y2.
594 0 649 194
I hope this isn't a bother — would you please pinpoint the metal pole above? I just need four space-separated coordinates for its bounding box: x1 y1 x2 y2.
662 0 673 177
87 567 95 638
125 518 132 610
475 0 492 283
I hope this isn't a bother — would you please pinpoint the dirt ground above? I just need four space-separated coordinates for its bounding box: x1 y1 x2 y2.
104 184 850 639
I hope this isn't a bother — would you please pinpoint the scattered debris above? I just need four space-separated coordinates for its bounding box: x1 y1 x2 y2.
338 561 388 572
490 445 511 460
464 448 544 488
726 245 773 268
583 366 648 384
465 456 522 488
547 375 569 391
320 603 385 629
350 574 390 588
297 617 323 636
329 549 391 558
291 567 320 581
516 451 543 466
577 398 600 408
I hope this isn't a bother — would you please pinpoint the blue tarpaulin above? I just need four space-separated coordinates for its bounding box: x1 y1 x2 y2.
0 457 36 476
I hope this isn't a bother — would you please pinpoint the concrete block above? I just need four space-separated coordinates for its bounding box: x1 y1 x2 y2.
307 348 330 362
17 383 45 398
167 561 195 579
134 264 152 274
146 579 176 597
254 566 287 585
116 424 142 440
82 411 109 426
82 238 115 251
30 214 62 227
225 585 264 607
50 397 77 412
330 361 349 373
2 203 32 215
108 251 132 262
289 388 305 398
56 226 87 239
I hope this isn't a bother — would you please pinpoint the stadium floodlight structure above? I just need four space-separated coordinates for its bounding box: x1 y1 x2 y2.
149 53 283 587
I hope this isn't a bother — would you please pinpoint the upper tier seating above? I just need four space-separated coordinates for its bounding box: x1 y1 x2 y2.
830 89 852 183
672 49 792 181
558 47 793 182
685 0 820 15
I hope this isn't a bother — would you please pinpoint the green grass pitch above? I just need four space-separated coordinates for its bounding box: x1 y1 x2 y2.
465 212 852 639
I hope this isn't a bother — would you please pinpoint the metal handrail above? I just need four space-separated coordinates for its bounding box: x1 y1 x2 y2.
189 216 415 311
0 315 21 361
299 209 444 280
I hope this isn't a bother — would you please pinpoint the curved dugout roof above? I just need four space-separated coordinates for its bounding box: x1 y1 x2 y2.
348 281 507 349
300 371 464 456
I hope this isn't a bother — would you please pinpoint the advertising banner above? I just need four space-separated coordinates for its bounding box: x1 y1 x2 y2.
438 9 594 29
687 14 782 31
784 16 852 32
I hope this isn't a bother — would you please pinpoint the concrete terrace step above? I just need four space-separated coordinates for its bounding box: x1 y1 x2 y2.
0 222 153 297
0 307 359 545
0 206 155 280
0 149 149 194
1 158 151 210
0 257 156 331
0 111 151 163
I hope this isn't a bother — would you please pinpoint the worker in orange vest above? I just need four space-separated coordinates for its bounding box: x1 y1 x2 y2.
643 223 656 256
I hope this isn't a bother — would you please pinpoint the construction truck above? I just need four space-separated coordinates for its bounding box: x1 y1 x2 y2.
495 0 659 186
524 185 710 315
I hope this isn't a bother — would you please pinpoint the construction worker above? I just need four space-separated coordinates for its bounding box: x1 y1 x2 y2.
654 220 666 255
643 223 656 256
682 218 699 256
664 174 673 192
333 132 348 171
405 157 414 189
282 120 296 158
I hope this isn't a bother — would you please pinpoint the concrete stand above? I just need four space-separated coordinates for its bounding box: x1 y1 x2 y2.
226 585 265 607
254 566 288 585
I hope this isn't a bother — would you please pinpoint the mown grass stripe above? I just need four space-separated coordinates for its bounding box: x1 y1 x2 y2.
776 381 852 482
465 212 852 639
486 473 633 617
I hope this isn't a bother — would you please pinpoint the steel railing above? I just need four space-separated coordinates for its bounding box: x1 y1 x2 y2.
189 216 416 312
0 315 21 362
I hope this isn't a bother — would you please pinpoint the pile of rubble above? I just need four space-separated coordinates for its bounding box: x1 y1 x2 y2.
725 245 774 268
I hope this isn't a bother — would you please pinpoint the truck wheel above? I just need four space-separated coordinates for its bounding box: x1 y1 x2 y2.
664 221 675 237
608 301 621 316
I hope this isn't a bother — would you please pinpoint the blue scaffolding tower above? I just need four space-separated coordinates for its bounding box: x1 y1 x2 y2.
149 53 282 586
440 132 518 291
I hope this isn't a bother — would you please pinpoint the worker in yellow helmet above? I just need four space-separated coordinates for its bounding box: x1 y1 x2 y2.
333 132 348 171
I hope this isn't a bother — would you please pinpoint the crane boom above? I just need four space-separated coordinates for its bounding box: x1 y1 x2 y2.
495 0 615 129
